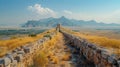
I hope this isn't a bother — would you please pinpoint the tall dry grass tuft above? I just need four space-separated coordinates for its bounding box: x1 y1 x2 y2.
33 51 48 67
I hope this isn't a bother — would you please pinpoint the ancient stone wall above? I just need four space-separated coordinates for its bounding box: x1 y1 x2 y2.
0 32 56 67
61 31 120 67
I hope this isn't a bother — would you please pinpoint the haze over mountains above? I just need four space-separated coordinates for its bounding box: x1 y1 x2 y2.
22 16 120 27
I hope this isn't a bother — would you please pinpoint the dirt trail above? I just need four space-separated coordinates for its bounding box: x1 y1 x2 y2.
45 33 76 67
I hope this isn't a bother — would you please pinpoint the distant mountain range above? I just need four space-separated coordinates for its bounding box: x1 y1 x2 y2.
22 16 120 27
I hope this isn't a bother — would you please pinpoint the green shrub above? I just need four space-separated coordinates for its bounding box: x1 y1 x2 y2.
43 34 52 39
29 34 36 37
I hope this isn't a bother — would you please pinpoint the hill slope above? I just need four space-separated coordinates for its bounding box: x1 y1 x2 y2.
22 16 120 27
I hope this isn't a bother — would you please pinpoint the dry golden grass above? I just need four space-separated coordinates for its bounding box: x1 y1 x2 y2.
33 32 63 66
50 56 59 64
62 53 71 61
61 28 120 56
79 30 120 39
0 29 55 57
0 36 40 57
74 32 120 55
33 51 48 67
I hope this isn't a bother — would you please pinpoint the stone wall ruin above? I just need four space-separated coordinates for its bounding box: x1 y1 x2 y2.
61 30 120 67
0 32 56 67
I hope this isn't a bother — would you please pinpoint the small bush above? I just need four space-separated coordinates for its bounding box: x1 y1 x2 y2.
29 34 37 37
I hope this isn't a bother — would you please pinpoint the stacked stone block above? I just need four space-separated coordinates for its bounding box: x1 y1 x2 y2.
61 31 120 67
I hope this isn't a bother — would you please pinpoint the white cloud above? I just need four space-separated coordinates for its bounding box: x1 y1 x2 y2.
28 4 57 19
28 4 120 24
63 10 72 15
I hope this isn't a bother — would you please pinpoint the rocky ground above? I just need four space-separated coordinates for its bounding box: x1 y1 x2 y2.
45 34 76 67
45 33 95 67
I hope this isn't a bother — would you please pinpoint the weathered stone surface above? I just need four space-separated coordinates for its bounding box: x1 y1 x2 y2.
12 49 18 53
11 52 17 58
6 53 14 63
3 57 11 66
101 51 109 59
16 47 22 51
23 47 31 53
61 31 120 67
11 60 17 67
87 49 94 60
0 58 4 66
117 60 120 67
93 54 100 65
0 32 56 67
15 54 23 62
17 51 25 55
96 48 102 53
108 56 117 64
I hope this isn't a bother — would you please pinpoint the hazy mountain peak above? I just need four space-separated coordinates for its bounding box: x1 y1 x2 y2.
59 16 67 19
22 16 120 27
89 20 96 22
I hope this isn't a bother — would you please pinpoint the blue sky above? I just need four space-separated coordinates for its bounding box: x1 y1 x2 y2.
0 0 120 25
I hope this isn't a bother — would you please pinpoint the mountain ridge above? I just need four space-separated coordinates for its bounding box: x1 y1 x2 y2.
22 16 120 27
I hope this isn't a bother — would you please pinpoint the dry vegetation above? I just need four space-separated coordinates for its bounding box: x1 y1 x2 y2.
33 51 48 67
32 32 72 67
74 32 120 55
78 29 120 39
61 53 71 61
32 32 62 67
0 29 55 57
62 27 120 56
